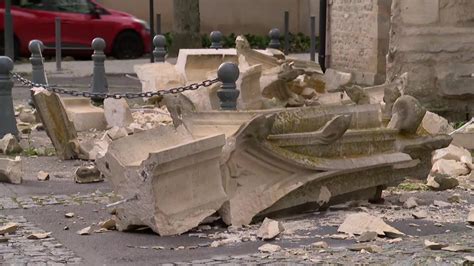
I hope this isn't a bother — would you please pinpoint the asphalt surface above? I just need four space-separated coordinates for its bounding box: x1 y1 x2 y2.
1 73 473 265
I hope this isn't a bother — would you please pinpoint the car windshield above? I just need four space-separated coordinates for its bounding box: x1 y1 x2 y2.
51 0 91 13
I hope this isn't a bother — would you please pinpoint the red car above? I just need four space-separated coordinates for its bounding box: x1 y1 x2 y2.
0 0 152 59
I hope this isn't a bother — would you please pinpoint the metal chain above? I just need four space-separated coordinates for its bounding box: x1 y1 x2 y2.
11 72 220 99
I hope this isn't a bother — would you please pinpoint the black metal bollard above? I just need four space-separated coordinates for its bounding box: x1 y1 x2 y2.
210 31 223 49
310 16 316 62
284 11 290 55
268 28 281 49
90 38 108 103
0 56 19 138
217 62 240 110
153 35 167 63
28 40 47 107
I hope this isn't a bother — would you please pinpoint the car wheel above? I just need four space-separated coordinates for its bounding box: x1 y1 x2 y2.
112 31 144 59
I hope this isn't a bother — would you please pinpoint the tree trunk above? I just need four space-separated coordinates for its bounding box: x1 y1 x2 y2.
169 0 201 56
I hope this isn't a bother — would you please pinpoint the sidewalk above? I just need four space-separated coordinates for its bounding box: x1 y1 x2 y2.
13 53 313 78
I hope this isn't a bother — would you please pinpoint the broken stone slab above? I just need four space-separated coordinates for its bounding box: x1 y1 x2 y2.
237 63 264 110
452 131 474 151
412 210 428 219
106 126 128 141
324 68 353 93
104 98 134 128
258 243 281 253
33 88 79 160
257 218 284 240
441 245 473 253
431 159 470 177
236 36 279 71
0 133 22 155
78 138 110 161
424 239 448 250
27 232 51 240
75 165 103 184
348 244 382 253
0 156 22 184
99 218 116 230
338 213 405 238
357 231 378 242
76 226 92 235
134 62 186 95
96 125 227 236
61 97 107 132
427 173 459 191
418 111 454 136
0 223 19 235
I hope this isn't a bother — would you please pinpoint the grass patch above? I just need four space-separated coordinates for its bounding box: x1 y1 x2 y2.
397 181 429 191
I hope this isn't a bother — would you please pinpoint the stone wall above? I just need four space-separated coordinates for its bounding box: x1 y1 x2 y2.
327 0 392 85
387 0 474 120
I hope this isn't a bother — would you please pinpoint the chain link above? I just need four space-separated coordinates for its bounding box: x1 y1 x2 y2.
11 72 220 99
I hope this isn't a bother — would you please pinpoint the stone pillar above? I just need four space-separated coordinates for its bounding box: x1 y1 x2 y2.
217 62 240 110
327 0 391 85
0 56 19 138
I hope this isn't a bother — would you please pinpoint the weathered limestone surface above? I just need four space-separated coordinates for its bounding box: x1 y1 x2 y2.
61 98 107 132
134 62 186 94
0 134 22 155
96 126 227 236
388 95 426 135
327 0 391 85
33 89 79 160
104 99 133 128
388 0 474 120
418 111 454 136
237 64 264 110
0 156 22 184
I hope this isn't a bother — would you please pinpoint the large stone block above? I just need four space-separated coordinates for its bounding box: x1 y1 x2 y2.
61 98 107 132
96 126 227 236
400 0 439 25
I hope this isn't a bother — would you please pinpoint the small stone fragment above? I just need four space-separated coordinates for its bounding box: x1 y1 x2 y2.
348 244 382 253
387 238 403 244
330 233 348 240
65 213 75 218
447 194 461 203
27 232 51 239
0 236 9 243
37 171 50 181
0 134 22 154
412 210 428 219
468 209 474 225
357 231 378 242
74 165 103 184
431 159 470 177
76 226 92 235
19 109 36 124
104 98 134 128
311 241 329 249
427 173 459 191
338 213 405 238
0 156 22 184
433 200 450 208
257 218 284 240
403 197 418 209
441 245 472 252
99 218 116 230
106 126 128 141
0 223 18 235
64 226 69 230
258 243 282 253
424 240 448 250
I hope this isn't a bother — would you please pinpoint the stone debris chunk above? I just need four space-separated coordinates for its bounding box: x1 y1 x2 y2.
357 231 378 242
412 210 428 219
447 194 461 203
27 232 51 239
424 240 448 250
0 236 9 243
65 213 75 218
432 145 472 165
19 109 37 124
348 244 382 253
324 68 353 92
257 218 284 240
427 173 459 191
75 165 103 184
76 226 92 235
0 134 22 154
441 245 472 253
106 126 129 140
403 197 418 209
37 171 50 181
387 238 403 244
433 200 450 208
311 241 329 249
431 159 470 177
0 156 22 184
330 233 349 240
468 208 474 225
258 243 281 253
0 223 19 235
104 98 134 128
99 218 116 230
388 95 426 134
338 213 405 238
464 256 474 263
419 111 454 135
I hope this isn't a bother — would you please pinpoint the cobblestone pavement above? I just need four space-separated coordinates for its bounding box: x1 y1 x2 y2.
0 215 82 265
